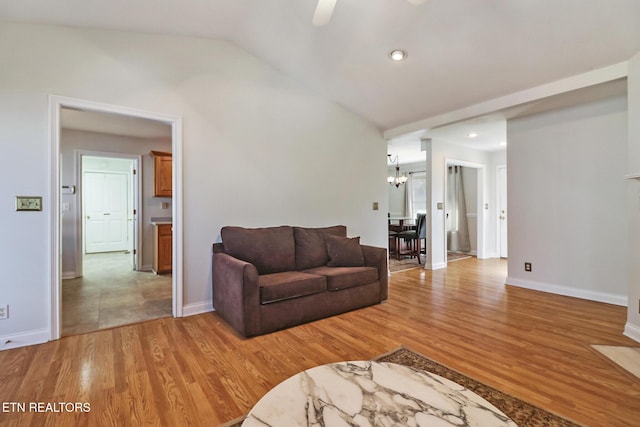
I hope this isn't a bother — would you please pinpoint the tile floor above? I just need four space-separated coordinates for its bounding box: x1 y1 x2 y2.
62 251 172 336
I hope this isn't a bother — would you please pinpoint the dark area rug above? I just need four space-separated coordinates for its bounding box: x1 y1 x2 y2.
219 346 583 427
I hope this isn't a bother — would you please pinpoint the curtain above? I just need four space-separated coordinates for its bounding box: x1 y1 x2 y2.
446 166 471 252
404 174 414 219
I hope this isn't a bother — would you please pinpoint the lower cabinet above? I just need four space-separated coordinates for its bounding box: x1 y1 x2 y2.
153 223 172 274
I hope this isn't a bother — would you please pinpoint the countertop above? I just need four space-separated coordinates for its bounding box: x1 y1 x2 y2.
150 217 172 225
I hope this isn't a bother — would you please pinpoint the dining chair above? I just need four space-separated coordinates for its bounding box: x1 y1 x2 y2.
397 213 426 263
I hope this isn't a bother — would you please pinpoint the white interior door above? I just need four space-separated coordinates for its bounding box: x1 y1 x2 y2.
84 172 129 253
498 165 508 258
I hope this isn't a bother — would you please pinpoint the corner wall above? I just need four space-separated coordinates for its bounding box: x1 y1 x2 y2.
626 52 640 342
507 95 628 305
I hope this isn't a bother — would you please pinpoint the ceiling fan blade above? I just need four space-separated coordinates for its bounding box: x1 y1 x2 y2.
407 0 427 4
312 0 337 27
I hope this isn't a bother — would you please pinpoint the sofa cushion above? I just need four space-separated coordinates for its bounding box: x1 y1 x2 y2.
303 266 378 291
221 226 295 274
259 271 327 304
325 235 365 267
294 225 347 270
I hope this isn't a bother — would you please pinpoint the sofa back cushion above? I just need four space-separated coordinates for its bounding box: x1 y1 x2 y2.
221 226 295 274
294 225 347 270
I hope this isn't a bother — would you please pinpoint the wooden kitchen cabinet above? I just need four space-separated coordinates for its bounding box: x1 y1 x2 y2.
153 223 172 274
150 151 172 197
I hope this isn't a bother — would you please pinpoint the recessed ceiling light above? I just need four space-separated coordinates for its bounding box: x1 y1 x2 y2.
499 141 507 146
468 132 478 138
389 50 407 61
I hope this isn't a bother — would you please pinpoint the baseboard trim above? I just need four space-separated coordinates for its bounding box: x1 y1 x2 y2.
62 271 79 279
0 328 49 351
623 322 640 343
425 262 447 270
506 276 628 306
140 264 153 272
183 301 214 317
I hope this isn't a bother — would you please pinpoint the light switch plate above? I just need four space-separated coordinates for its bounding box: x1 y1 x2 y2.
16 196 42 211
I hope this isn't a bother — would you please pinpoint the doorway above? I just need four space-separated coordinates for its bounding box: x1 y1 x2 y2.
50 95 183 340
81 155 138 266
444 159 486 263
62 143 172 336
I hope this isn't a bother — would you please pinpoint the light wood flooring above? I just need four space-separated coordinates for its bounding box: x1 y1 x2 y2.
62 252 172 336
1 258 639 426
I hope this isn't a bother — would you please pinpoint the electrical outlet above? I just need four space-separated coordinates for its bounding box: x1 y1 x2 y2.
524 262 532 272
0 304 8 320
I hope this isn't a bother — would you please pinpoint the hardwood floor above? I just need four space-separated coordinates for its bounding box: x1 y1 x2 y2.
62 252 172 336
1 258 639 426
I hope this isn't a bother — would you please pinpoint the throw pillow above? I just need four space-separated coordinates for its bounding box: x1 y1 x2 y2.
326 235 365 267
294 226 347 270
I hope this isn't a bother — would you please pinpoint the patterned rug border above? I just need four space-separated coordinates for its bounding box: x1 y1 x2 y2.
389 264 423 273
218 415 245 427
447 254 472 262
219 345 585 427
389 253 473 273
376 345 584 427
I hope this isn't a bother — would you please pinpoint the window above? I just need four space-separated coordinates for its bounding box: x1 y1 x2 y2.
410 172 427 217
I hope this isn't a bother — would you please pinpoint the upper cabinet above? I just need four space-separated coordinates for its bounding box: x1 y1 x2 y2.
150 151 172 197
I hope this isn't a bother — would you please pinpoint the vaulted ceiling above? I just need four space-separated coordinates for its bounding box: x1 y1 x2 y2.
2 0 640 135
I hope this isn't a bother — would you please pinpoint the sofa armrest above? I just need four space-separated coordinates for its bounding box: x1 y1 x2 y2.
361 245 388 301
212 252 261 337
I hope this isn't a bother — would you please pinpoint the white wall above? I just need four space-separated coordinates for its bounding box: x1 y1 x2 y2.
61 129 172 275
0 22 387 348
626 52 640 341
507 95 628 305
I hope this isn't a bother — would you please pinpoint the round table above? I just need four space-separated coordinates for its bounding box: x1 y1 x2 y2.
242 361 516 426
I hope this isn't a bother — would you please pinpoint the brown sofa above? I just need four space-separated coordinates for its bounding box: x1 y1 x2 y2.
212 225 388 337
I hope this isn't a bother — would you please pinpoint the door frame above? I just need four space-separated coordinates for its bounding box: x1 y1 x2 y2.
49 95 184 340
443 158 486 264
77 152 142 273
496 164 508 258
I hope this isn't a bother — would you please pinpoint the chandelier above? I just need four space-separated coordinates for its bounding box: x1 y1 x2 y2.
387 154 408 188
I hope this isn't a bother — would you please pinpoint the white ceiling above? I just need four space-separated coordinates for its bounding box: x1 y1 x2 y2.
387 115 507 165
386 77 629 164
2 0 639 134
0 0 640 130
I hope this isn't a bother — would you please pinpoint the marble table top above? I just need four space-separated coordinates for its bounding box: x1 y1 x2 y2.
243 361 517 427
